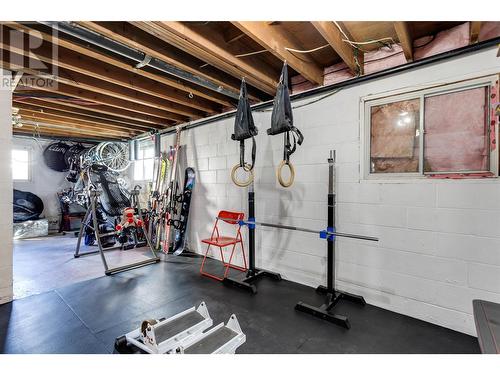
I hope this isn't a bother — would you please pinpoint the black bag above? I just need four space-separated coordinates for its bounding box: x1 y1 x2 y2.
232 78 258 170
13 189 44 222
267 62 304 162
43 142 70 172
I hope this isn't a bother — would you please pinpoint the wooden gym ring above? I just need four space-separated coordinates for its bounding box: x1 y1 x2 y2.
231 163 254 187
277 160 295 188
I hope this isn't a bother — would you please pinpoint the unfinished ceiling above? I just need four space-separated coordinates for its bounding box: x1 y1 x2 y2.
1 21 498 141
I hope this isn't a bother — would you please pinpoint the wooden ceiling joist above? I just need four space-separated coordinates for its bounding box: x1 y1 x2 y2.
232 22 324 85
14 124 125 140
311 21 364 75
131 21 278 95
470 22 482 44
76 21 252 101
1 56 177 126
13 97 155 131
0 35 205 119
393 22 414 62
26 96 164 129
18 112 133 138
14 103 143 135
6 23 230 110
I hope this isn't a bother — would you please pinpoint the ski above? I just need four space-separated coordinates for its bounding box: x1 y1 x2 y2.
162 127 182 253
172 167 196 255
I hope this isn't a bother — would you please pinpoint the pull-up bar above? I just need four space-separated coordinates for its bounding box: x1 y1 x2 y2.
223 218 379 242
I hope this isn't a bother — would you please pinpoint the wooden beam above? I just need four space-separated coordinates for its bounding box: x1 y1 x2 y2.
0 34 202 119
1 54 177 125
19 112 133 138
13 97 155 131
16 114 130 138
14 124 125 140
132 21 278 95
23 96 164 129
393 22 414 62
311 21 363 75
231 22 324 85
14 102 142 134
76 21 249 101
6 23 227 111
470 22 482 44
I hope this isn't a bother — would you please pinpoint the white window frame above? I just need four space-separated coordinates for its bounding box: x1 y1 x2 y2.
361 75 499 180
12 146 32 182
133 142 155 182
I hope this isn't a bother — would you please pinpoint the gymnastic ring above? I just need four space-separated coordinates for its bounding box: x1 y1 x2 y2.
231 163 254 187
277 160 295 188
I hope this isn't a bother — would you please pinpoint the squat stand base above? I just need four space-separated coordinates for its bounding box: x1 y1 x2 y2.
295 285 366 329
223 268 282 294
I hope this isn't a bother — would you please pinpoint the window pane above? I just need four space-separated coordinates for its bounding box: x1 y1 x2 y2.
370 98 420 173
12 150 29 180
424 87 488 173
134 160 144 180
143 146 154 159
143 158 154 180
12 149 29 162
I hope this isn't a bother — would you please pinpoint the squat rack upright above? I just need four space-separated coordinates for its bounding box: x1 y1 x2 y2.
223 150 378 328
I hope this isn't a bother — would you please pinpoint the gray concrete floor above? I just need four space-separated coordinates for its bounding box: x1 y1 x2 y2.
14 234 157 299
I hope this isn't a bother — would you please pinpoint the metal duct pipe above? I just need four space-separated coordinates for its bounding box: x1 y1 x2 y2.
40 21 240 100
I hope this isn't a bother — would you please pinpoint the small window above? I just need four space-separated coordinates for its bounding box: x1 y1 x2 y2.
364 76 498 178
370 98 420 173
133 143 155 181
12 148 30 181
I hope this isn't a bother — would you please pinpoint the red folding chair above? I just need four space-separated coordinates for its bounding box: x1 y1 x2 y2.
200 210 247 281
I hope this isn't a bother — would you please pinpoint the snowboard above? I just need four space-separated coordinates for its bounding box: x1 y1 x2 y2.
172 167 195 255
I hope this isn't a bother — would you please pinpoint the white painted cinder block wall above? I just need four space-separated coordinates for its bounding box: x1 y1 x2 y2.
13 137 73 226
161 47 500 336
0 71 13 304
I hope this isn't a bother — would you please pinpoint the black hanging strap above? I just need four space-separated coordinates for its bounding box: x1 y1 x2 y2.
232 78 258 170
268 62 304 165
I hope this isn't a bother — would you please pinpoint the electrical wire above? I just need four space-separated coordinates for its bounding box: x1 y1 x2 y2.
255 87 343 113
234 49 268 58
284 44 330 54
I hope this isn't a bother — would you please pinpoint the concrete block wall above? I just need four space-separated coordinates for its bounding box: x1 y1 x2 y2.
0 71 13 304
154 47 500 335
12 137 73 226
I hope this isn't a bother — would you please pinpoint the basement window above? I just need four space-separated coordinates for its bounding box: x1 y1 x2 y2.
12 148 31 181
133 143 155 181
363 76 498 178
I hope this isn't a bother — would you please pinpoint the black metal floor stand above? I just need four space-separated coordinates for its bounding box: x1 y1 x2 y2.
223 186 281 294
295 151 365 329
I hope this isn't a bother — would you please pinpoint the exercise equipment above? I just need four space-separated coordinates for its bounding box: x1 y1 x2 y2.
222 184 282 294
114 302 246 354
231 78 258 187
222 150 378 329
267 62 304 188
200 211 248 281
74 165 160 275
